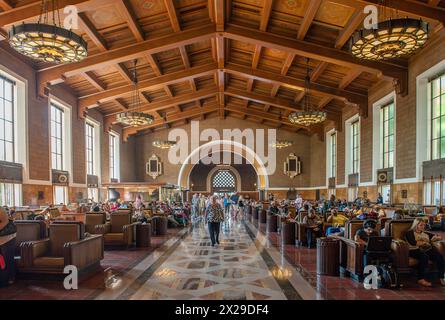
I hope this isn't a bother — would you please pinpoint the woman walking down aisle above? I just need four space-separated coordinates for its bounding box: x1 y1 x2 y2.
205 196 225 247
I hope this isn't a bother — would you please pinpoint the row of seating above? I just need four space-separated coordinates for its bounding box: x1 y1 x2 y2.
244 205 445 282
9 211 170 278
13 221 103 276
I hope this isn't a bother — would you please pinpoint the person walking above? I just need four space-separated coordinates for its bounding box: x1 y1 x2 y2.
205 196 225 247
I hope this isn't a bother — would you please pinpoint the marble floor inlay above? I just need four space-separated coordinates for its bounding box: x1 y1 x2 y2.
102 218 309 300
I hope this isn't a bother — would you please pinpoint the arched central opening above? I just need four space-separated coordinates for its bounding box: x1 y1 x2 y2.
177 140 269 192
211 169 236 194
188 152 258 198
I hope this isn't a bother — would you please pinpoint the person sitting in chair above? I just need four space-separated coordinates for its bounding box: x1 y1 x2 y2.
303 209 323 248
326 209 349 236
354 219 379 267
269 201 280 215
405 218 445 287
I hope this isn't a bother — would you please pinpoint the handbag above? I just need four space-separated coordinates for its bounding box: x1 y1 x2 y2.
0 220 17 237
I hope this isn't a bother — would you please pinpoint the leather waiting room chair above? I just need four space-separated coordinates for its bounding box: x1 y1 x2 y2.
95 213 139 247
85 212 107 234
19 221 103 275
336 220 381 281
13 220 47 267
387 219 445 275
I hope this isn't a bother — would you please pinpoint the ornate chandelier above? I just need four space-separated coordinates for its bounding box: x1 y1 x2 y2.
272 140 293 149
116 60 153 127
152 140 176 149
289 59 327 127
350 1 428 61
9 0 87 64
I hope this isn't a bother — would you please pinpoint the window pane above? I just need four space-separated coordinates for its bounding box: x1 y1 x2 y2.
4 101 12 121
441 76 445 95
434 181 441 206
441 97 445 117
432 139 440 160
433 79 440 97
433 97 441 118
433 118 441 139
441 139 445 159
5 142 13 162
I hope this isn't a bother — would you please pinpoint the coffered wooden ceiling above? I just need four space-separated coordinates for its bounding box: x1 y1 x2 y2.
0 0 444 140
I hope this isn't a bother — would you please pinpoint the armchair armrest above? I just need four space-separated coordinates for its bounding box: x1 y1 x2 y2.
391 239 410 271
63 235 104 269
95 223 111 234
20 239 50 267
123 222 140 245
337 236 365 276
433 240 445 258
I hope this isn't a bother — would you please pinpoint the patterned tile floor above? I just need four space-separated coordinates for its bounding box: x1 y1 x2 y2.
1 217 445 300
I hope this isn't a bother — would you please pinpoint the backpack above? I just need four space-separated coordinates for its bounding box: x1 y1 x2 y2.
0 220 17 237
377 264 401 289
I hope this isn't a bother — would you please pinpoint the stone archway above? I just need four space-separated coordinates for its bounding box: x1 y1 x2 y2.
177 140 270 190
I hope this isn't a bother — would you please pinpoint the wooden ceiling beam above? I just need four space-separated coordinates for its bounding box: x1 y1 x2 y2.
225 88 300 112
339 69 362 90
107 87 217 119
81 71 107 91
344 0 445 25
217 70 225 119
216 35 225 68
214 0 225 31
224 63 367 108
123 104 218 139
208 0 215 22
225 104 308 130
428 0 441 6
79 63 217 109
78 12 108 51
164 0 181 32
310 62 328 82
145 54 162 77
259 0 273 32
225 88 341 125
0 0 116 27
179 46 191 69
224 24 408 94
119 0 145 42
0 0 13 11
281 53 295 76
335 9 366 49
114 63 133 83
37 25 215 92
114 98 129 111
297 0 322 40
252 44 262 69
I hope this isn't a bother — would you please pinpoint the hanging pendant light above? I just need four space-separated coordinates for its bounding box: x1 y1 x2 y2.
152 140 176 149
116 59 154 127
9 0 88 64
350 1 428 61
272 140 293 149
288 59 327 127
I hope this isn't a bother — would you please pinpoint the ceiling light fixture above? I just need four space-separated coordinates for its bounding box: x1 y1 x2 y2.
288 58 327 127
350 1 428 61
116 59 154 127
9 0 88 64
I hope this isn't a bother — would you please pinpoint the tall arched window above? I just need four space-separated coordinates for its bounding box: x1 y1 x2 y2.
212 170 236 192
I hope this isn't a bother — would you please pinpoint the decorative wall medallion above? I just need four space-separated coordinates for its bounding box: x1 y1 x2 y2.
284 153 301 179
146 154 163 180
